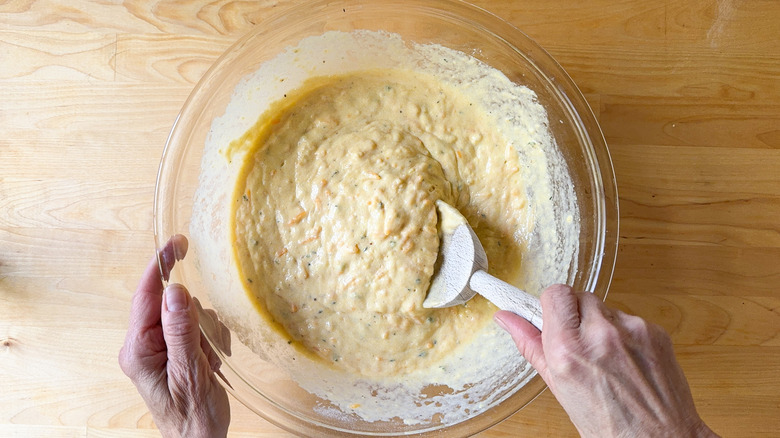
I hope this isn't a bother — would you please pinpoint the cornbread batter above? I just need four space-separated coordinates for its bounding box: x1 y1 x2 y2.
231 70 532 377
193 29 579 424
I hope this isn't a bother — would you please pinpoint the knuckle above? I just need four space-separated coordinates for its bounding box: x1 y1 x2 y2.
546 342 583 376
594 316 621 339
621 313 647 332
118 346 139 380
587 319 624 359
118 348 130 372
542 284 573 301
165 318 197 344
623 313 667 342
167 360 193 385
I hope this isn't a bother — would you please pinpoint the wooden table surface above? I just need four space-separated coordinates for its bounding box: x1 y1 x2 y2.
1 0 778 436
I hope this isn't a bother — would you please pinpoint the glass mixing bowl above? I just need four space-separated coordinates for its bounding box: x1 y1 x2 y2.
154 0 618 436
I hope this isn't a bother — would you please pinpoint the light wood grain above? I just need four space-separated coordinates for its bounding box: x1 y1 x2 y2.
601 99 780 148
0 425 87 438
612 144 780 247
0 31 115 81
613 244 780 297
2 0 779 436
0 82 190 131
115 34 233 83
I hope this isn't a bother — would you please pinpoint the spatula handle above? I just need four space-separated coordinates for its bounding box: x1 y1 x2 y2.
469 270 543 331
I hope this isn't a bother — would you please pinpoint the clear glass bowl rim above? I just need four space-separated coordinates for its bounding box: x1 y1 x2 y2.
153 0 619 436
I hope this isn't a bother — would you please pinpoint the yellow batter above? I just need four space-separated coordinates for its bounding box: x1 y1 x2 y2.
231 69 531 377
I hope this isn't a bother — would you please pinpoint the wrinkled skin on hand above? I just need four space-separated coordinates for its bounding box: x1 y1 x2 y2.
495 284 719 438
119 235 230 438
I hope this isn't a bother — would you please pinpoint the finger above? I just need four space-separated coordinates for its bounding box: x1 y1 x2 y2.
218 314 233 357
120 237 184 380
158 234 188 281
126 253 166 337
205 308 233 357
191 298 225 369
200 331 222 373
119 236 190 397
494 310 549 381
576 290 616 326
194 297 233 357
119 254 166 381
161 284 203 369
202 308 230 362
540 284 581 341
126 235 187 335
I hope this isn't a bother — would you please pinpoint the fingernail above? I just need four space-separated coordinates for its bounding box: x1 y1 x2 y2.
172 234 188 261
159 248 171 270
166 284 189 311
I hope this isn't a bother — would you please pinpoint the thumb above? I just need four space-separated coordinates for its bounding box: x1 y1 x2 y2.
494 310 549 381
161 284 202 367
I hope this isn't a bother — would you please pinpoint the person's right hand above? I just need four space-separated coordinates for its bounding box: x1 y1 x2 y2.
495 284 719 438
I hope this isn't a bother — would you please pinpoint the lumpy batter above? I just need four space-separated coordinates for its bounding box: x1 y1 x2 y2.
231 69 532 377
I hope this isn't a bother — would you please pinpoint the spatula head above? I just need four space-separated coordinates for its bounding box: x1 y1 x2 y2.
423 202 488 308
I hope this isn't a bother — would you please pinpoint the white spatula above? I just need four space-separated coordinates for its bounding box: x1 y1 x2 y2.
423 201 544 331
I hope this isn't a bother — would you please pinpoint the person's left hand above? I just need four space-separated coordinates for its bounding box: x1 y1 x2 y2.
119 235 230 438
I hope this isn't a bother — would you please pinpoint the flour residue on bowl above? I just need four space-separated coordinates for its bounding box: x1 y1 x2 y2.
191 30 578 426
